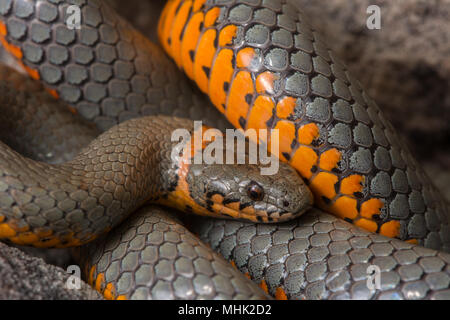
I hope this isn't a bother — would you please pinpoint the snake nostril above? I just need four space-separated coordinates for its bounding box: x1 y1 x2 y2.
283 201 290 207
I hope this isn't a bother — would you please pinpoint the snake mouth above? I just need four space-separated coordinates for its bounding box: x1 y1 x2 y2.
200 189 313 223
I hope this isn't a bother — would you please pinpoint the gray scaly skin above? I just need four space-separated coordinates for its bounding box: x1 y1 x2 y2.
0 0 230 132
189 210 450 300
76 205 272 300
1 116 197 246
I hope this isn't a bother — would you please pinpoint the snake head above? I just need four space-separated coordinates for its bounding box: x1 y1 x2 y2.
183 160 313 223
158 122 313 223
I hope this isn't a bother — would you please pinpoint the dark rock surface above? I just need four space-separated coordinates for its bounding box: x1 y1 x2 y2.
0 242 101 300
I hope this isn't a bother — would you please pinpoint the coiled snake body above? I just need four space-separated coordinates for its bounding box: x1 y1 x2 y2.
0 0 449 299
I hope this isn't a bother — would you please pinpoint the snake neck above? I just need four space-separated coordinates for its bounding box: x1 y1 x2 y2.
66 116 193 203
0 116 195 247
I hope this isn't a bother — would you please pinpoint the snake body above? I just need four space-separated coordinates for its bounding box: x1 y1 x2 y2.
0 87 311 244
77 205 272 300
0 64 310 299
0 0 449 299
0 65 271 299
191 210 450 299
158 0 450 250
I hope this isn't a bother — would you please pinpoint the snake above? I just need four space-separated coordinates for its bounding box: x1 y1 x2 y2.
0 0 449 300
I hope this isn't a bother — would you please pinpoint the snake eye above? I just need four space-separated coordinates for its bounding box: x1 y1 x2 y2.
247 182 264 201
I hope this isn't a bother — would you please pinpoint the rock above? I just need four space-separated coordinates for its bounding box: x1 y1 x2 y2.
0 242 102 300
10 245 74 269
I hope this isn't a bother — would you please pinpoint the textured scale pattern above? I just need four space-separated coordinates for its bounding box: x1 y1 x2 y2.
159 0 450 250
77 205 270 300
0 0 230 132
190 209 450 300
0 64 99 164
0 116 194 247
